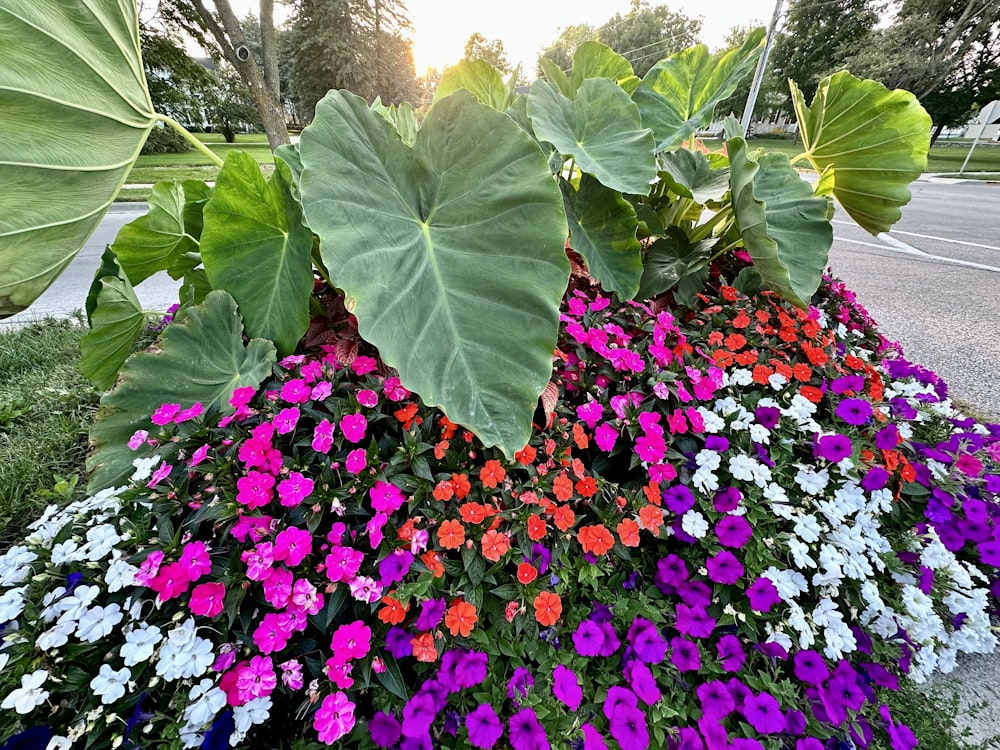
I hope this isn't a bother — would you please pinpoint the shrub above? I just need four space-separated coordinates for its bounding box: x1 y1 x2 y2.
140 125 194 155
1 270 997 749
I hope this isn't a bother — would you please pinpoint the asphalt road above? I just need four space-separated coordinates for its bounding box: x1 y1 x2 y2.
827 178 1000 422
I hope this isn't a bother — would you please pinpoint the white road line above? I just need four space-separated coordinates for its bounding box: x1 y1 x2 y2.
831 219 1000 252
833 232 1000 272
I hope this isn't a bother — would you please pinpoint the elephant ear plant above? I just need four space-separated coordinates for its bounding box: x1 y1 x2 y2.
0 0 931 491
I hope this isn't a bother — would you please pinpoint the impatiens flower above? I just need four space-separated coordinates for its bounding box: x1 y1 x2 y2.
314 691 355 744
445 601 478 637
277 472 314 507
466 704 504 749
370 480 406 513
330 620 372 662
410 633 438 662
236 471 275 509
1 669 49 714
236 656 277 703
533 591 562 626
273 526 312 567
345 448 367 474
340 412 367 443
189 582 226 618
481 530 511 562
279 659 304 691
595 422 619 451
90 664 130 704
150 402 181 425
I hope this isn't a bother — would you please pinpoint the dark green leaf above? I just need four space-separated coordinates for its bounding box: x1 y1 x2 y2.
658 149 730 204
636 227 713 300
375 656 409 701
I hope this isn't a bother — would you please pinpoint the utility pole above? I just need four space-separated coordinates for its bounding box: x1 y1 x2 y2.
741 0 785 137
959 100 999 175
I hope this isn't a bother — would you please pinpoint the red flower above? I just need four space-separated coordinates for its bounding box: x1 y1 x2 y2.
437 520 465 550
527 514 548 541
411 633 438 662
577 525 614 556
533 592 562 626
445 601 477 637
517 563 538 584
552 472 574 502
553 505 576 532
481 529 510 562
480 460 506 489
616 518 641 547
515 445 537 465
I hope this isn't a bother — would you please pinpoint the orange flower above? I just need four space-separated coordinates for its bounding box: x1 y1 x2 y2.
527 514 548 541
433 480 455 502
799 385 824 403
480 460 506 489
451 473 471 499
439 416 459 440
577 524 614 556
421 550 445 578
731 311 751 328
437 519 465 550
708 331 725 347
575 476 598 498
434 440 450 459
735 350 758 366
642 481 661 506
616 518 641 547
445 600 478 637
553 505 576 532
515 445 537 465
394 403 422 429
460 503 488 524
481 529 510 562
517 562 538 584
533 591 562 626
411 632 438 662
397 519 417 542
724 332 746 350
378 596 409 625
552 471 574 502
572 423 589 449
638 504 664 535
792 363 813 382
773 361 793 381
751 364 773 385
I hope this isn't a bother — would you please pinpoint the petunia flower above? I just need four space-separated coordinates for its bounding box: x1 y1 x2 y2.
466 704 504 749
552 665 582 711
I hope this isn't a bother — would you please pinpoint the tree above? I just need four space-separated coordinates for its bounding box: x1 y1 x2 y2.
206 66 265 141
768 0 881 113
538 23 596 76
714 23 785 124
155 0 291 149
596 0 701 77
286 0 417 122
463 32 512 74
839 0 1000 142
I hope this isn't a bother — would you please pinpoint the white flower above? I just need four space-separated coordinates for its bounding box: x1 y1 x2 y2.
45 736 72 750
232 696 272 745
0 585 27 622
691 467 719 494
793 515 822 544
130 455 161 482
763 566 807 601
787 538 815 569
794 466 829 495
1 669 49 714
748 423 771 444
696 407 725 432
762 483 793 519
105 556 138 593
121 623 163 666
76 603 123 642
695 449 721 471
728 369 753 387
54 584 100 624
728 454 758 482
680 510 708 539
91 663 130 704
37 620 76 651
156 619 215 681
0 546 36 586
768 373 787 390
50 540 83 566
183 679 227 728
81 524 121 562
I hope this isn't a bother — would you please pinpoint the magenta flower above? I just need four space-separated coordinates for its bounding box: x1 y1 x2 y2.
507 668 534 701
627 619 667 664
608 704 649 750
383 376 411 401
312 419 334 453
261 567 293 608
746 577 781 612
814 433 853 462
330 620 372 662
581 724 607 750
241 542 275 581
229 385 256 408
835 397 873 425
793 649 829 686
414 597 446 631
325 546 364 583
253 612 292 654
291 578 324 615
150 402 180 425
149 562 190 602
670 636 701 672
370 711 402 748
146 461 172 488
370 480 406 513
712 486 742 512
465 704 503 749
706 550 745 585
273 526 312 567
178 540 211 579
277 471 314 507
716 634 746 673
280 378 311 404
188 582 225 618
236 470 275 509
674 604 716 638
508 708 549 750
552 665 582 711
357 389 379 407
345 448 368 474
236 656 276 702
351 355 378 375
696 679 734 717
188 444 210 467
340 412 368 443
576 401 604 428
273 406 300 435
279 658 304 690
715 515 752 548
624 662 661 705
314 691 356 744
594 422 619 452
573 620 605 657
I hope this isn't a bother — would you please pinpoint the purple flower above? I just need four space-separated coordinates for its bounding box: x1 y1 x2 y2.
663 485 696 514
655 554 689 592
715 515 752 548
598 621 621 657
746 577 781 612
530 544 552 575
674 604 716 638
552 665 582 711
581 724 607 750
875 424 900 450
624 662 661 705
835 398 873 426
370 711 402 748
608 705 649 750
861 466 890 491
814 433 853 462
730 740 764 750
705 435 729 452
385 627 413 659
414 598 446 631
401 693 437 738
712 486 742 512
830 375 865 394
378 550 414 587
628 618 667 664
742 692 787 734
705 550 744 585
792 649 829 685
677 580 712 609
796 739 825 750
399 734 432 750
697 714 728 749
670 636 701 672
696 679 734 717
603 686 639 719
573 620 605 657
716 634 746 673
754 406 781 429
507 668 534 701
879 705 918 750
508 708 549 750
466 704 504 749
454 651 488 689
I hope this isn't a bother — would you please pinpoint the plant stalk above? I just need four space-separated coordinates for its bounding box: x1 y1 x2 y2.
155 114 225 168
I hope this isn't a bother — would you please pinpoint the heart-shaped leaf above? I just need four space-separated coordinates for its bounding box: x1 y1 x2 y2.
371 97 419 146
569 42 636 93
299 90 569 457
528 78 657 194
435 59 510 110
201 153 314 357
658 149 731 204
87 290 277 492
111 181 207 285
726 118 832 308
633 28 764 152
636 227 714 301
562 174 643 299
0 0 157 317
791 71 931 234
79 248 146 390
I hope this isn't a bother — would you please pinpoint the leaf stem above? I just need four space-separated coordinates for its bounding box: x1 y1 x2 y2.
789 152 809 166
154 114 225 167
689 208 732 243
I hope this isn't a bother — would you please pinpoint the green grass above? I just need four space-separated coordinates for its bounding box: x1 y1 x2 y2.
0 316 99 544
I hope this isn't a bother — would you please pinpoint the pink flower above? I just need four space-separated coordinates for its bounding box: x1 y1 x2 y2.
955 453 983 478
576 401 604 429
348 575 382 603
128 430 149 450
280 378 311 404
595 423 618 452
357 389 379 408
312 419 335 453
280 659 304 690
666 408 689 434
314 692 356 744
310 381 332 401
150 403 180 425
325 546 363 583
325 658 355 689
277 472 314 507
253 613 293 654
242 542 275 581
262 566 293 608
345 448 367 475
366 513 388 548
369 480 405 513
273 526 313 567
291 578 324 615
149 562 190 602
189 444 210 467
340 413 367 443
189 582 226 618
229 386 256 409
237 471 275 509
179 541 212 579
351 356 378 375
330 620 371 662
230 515 273 543
273 407 300 435
134 550 164 586
236 655 277 702
173 402 204 423
147 461 173 488
382 377 410 402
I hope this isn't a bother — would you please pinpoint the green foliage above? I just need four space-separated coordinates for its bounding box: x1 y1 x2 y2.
434 60 514 111
140 125 194 155
462 31 513 74
596 0 703 77
537 22 596 77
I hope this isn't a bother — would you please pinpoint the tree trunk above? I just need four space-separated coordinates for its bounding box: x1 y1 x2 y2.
930 122 944 147
188 0 290 150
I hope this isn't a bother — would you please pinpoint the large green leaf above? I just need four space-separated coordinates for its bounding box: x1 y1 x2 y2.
791 71 931 235
371 97 419 146
633 29 765 152
528 78 657 195
200 152 314 357
79 248 146 390
434 59 510 110
726 119 832 308
87 290 276 492
658 149 730 204
111 181 205 284
562 174 643 299
0 0 157 317
636 227 714 301
299 90 569 457
569 42 636 93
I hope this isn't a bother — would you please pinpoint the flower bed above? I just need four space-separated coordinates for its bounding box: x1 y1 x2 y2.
1 271 998 750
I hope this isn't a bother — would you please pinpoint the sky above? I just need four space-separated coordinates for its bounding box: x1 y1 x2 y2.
229 0 778 75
